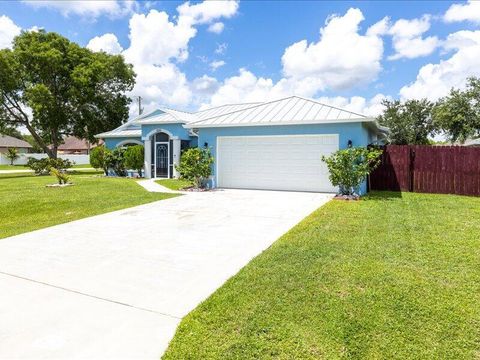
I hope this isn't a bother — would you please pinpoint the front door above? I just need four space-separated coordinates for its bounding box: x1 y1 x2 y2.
155 142 169 178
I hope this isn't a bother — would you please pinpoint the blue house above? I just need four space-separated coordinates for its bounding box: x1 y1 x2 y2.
96 96 387 193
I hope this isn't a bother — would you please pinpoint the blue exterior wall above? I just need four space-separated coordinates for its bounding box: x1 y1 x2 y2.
141 123 191 140
105 123 196 149
105 137 142 149
197 122 373 194
104 121 376 194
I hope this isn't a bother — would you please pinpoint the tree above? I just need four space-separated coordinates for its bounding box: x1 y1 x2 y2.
433 77 480 143
26 157 72 175
89 145 109 175
105 147 126 177
5 147 19 165
124 145 144 177
22 134 43 153
176 148 214 189
322 147 383 197
0 125 22 139
0 30 135 158
377 99 435 144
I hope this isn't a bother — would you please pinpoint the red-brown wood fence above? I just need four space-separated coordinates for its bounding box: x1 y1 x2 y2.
369 145 480 197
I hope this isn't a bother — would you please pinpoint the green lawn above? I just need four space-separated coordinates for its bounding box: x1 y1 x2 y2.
164 192 480 359
155 178 193 191
0 163 92 170
0 173 178 239
0 164 29 170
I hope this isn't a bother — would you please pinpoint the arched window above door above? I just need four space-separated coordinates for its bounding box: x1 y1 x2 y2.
154 132 169 142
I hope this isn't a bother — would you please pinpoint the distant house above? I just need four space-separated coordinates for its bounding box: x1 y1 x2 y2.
464 138 480 147
56 136 100 155
0 135 32 154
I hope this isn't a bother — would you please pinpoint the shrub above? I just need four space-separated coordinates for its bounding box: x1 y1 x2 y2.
27 157 73 175
90 145 109 175
50 168 70 185
105 147 126 176
124 145 144 177
322 147 383 196
175 147 214 189
5 148 19 165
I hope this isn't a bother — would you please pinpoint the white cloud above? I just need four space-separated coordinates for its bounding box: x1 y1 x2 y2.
281 8 384 91
210 60 226 71
387 15 439 60
118 2 239 111
208 22 225 34
22 0 137 19
215 42 227 55
191 75 219 97
132 63 192 110
199 67 389 115
317 93 390 117
366 16 390 37
400 30 480 100
0 15 21 49
28 25 42 32
87 33 123 54
176 0 238 25
444 0 480 24
198 9 392 111
123 10 196 65
199 68 282 108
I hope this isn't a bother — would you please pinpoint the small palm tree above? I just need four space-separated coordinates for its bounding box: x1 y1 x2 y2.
5 147 19 165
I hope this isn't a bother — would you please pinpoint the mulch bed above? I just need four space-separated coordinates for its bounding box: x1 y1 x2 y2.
181 186 210 192
46 183 74 188
333 194 360 201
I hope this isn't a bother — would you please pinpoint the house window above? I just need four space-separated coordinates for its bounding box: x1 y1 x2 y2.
154 132 169 142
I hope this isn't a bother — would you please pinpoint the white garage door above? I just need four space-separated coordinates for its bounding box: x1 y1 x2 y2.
217 134 339 192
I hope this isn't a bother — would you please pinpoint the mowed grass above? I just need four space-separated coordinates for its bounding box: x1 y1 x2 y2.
0 173 178 239
164 192 480 359
0 163 92 170
155 178 193 191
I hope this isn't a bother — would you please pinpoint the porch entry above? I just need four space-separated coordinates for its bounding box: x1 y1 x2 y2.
155 142 169 178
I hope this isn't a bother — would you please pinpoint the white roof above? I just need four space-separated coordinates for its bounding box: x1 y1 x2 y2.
186 96 370 128
194 103 261 121
95 129 141 138
95 109 146 138
135 108 196 125
96 104 262 138
96 96 382 138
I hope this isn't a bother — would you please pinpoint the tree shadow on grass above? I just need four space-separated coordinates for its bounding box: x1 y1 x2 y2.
364 191 403 201
0 173 35 180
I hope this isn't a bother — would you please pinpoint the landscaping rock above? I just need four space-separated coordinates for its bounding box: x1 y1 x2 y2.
46 183 74 188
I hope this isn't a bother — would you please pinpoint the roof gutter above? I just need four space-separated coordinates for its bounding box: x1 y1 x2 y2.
185 117 375 129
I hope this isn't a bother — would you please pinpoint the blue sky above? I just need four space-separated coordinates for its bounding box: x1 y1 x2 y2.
0 0 479 115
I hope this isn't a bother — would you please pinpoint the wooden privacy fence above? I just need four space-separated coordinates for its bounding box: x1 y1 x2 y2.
369 145 480 197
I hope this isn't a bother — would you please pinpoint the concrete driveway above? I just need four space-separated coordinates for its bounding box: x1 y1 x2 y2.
0 189 332 359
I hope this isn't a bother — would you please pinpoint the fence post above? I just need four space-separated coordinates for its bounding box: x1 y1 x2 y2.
409 146 415 192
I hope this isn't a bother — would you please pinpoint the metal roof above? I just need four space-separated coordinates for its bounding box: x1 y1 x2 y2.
95 96 382 138
96 104 261 138
0 135 32 148
194 103 261 121
135 108 196 125
95 129 141 138
186 96 370 128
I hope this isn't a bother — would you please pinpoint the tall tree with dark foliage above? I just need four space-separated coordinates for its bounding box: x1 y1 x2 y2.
0 30 135 158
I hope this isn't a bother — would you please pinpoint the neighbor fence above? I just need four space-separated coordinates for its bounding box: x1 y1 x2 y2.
369 145 480 197
0 153 90 165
